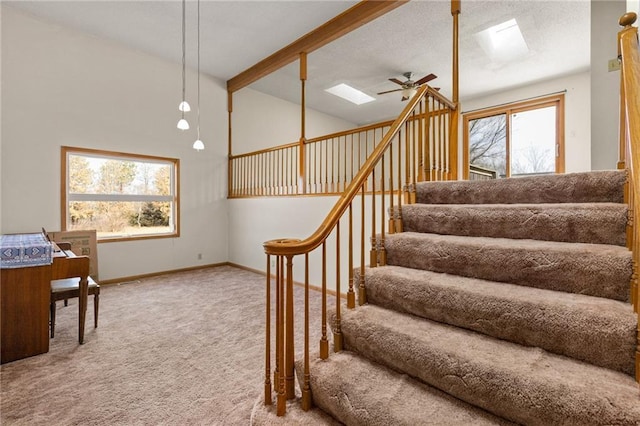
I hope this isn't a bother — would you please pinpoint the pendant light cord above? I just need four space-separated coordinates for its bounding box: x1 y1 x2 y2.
197 0 201 140
181 0 186 119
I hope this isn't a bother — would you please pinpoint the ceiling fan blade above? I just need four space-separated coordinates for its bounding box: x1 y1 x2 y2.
377 88 404 95
388 78 405 86
415 73 437 85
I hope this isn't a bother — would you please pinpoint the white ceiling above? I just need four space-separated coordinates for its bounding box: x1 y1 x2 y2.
5 0 590 125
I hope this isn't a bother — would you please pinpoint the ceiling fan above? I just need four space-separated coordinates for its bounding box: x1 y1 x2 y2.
377 72 438 101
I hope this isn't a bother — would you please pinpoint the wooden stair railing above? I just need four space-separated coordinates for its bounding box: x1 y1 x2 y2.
262 83 458 416
617 11 640 383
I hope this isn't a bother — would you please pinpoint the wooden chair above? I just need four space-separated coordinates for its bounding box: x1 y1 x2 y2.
50 242 97 344
50 276 100 341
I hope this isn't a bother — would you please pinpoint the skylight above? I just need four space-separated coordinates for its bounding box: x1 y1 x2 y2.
325 83 375 105
475 19 529 63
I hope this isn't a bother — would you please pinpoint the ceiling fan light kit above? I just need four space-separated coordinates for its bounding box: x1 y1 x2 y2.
377 71 437 101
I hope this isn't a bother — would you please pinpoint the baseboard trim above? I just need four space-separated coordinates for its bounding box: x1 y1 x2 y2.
228 262 348 299
98 262 231 285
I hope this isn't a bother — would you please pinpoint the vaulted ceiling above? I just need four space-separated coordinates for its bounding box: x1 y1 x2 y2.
5 1 590 125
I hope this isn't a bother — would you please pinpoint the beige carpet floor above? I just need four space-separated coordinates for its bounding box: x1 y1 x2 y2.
1 265 331 425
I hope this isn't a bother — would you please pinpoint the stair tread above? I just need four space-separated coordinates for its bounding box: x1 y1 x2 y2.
415 170 625 205
306 350 514 426
336 304 640 425
385 232 632 301
401 202 627 246
364 265 637 374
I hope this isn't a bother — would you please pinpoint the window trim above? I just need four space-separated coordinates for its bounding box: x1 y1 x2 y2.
462 93 565 179
61 146 180 243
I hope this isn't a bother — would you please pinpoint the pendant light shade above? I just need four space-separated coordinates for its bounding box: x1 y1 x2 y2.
193 0 205 151
193 139 205 151
178 101 191 112
177 118 189 130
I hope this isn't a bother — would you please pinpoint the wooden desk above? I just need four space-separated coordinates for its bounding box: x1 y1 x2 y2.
1 238 90 364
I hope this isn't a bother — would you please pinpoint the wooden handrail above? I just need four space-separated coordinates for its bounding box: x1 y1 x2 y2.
229 142 299 160
263 84 432 256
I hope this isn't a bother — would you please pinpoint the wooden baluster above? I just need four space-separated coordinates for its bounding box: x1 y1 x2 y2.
314 142 318 193
418 98 425 182
307 141 312 193
366 131 370 188
347 204 356 308
274 255 280 391
432 97 438 181
320 242 329 359
370 166 378 268
410 109 417 202
441 101 446 181
301 253 311 410
243 157 247 196
350 133 355 184
389 135 396 234
404 121 411 204
357 131 362 171
264 255 272 405
285 255 295 400
332 138 336 193
359 184 367 305
380 151 387 266
276 255 286 416
334 221 343 352
343 135 348 192
250 155 255 196
425 97 432 181
255 154 259 195
285 147 290 195
324 139 329 193
396 128 404 233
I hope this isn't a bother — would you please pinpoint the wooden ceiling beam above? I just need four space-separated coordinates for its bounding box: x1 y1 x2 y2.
226 0 408 93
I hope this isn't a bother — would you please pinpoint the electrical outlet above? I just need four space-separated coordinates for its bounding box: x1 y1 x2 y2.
608 58 620 72
197 253 202 260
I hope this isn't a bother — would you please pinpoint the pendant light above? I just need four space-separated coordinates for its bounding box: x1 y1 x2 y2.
193 0 205 151
177 0 190 130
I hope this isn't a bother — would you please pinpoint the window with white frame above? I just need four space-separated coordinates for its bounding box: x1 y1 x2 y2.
62 146 179 242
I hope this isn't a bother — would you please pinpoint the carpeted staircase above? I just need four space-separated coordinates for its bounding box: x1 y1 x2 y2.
304 170 640 425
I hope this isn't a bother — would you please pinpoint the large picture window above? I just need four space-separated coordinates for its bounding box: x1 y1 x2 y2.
61 147 179 242
463 94 565 180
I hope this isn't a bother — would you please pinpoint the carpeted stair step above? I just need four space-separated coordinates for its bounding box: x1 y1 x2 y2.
363 265 637 375
385 232 632 301
401 202 627 246
332 305 640 426
415 170 626 205
300 351 515 426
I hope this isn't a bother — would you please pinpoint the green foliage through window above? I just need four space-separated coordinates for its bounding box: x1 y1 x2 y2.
62 147 179 241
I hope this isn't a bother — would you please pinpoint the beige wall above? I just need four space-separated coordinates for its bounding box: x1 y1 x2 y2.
591 0 626 170
1 6 229 281
232 86 355 155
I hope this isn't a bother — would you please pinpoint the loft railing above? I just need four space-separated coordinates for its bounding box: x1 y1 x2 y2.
617 11 640 383
262 82 458 415
229 95 457 198
229 122 390 197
